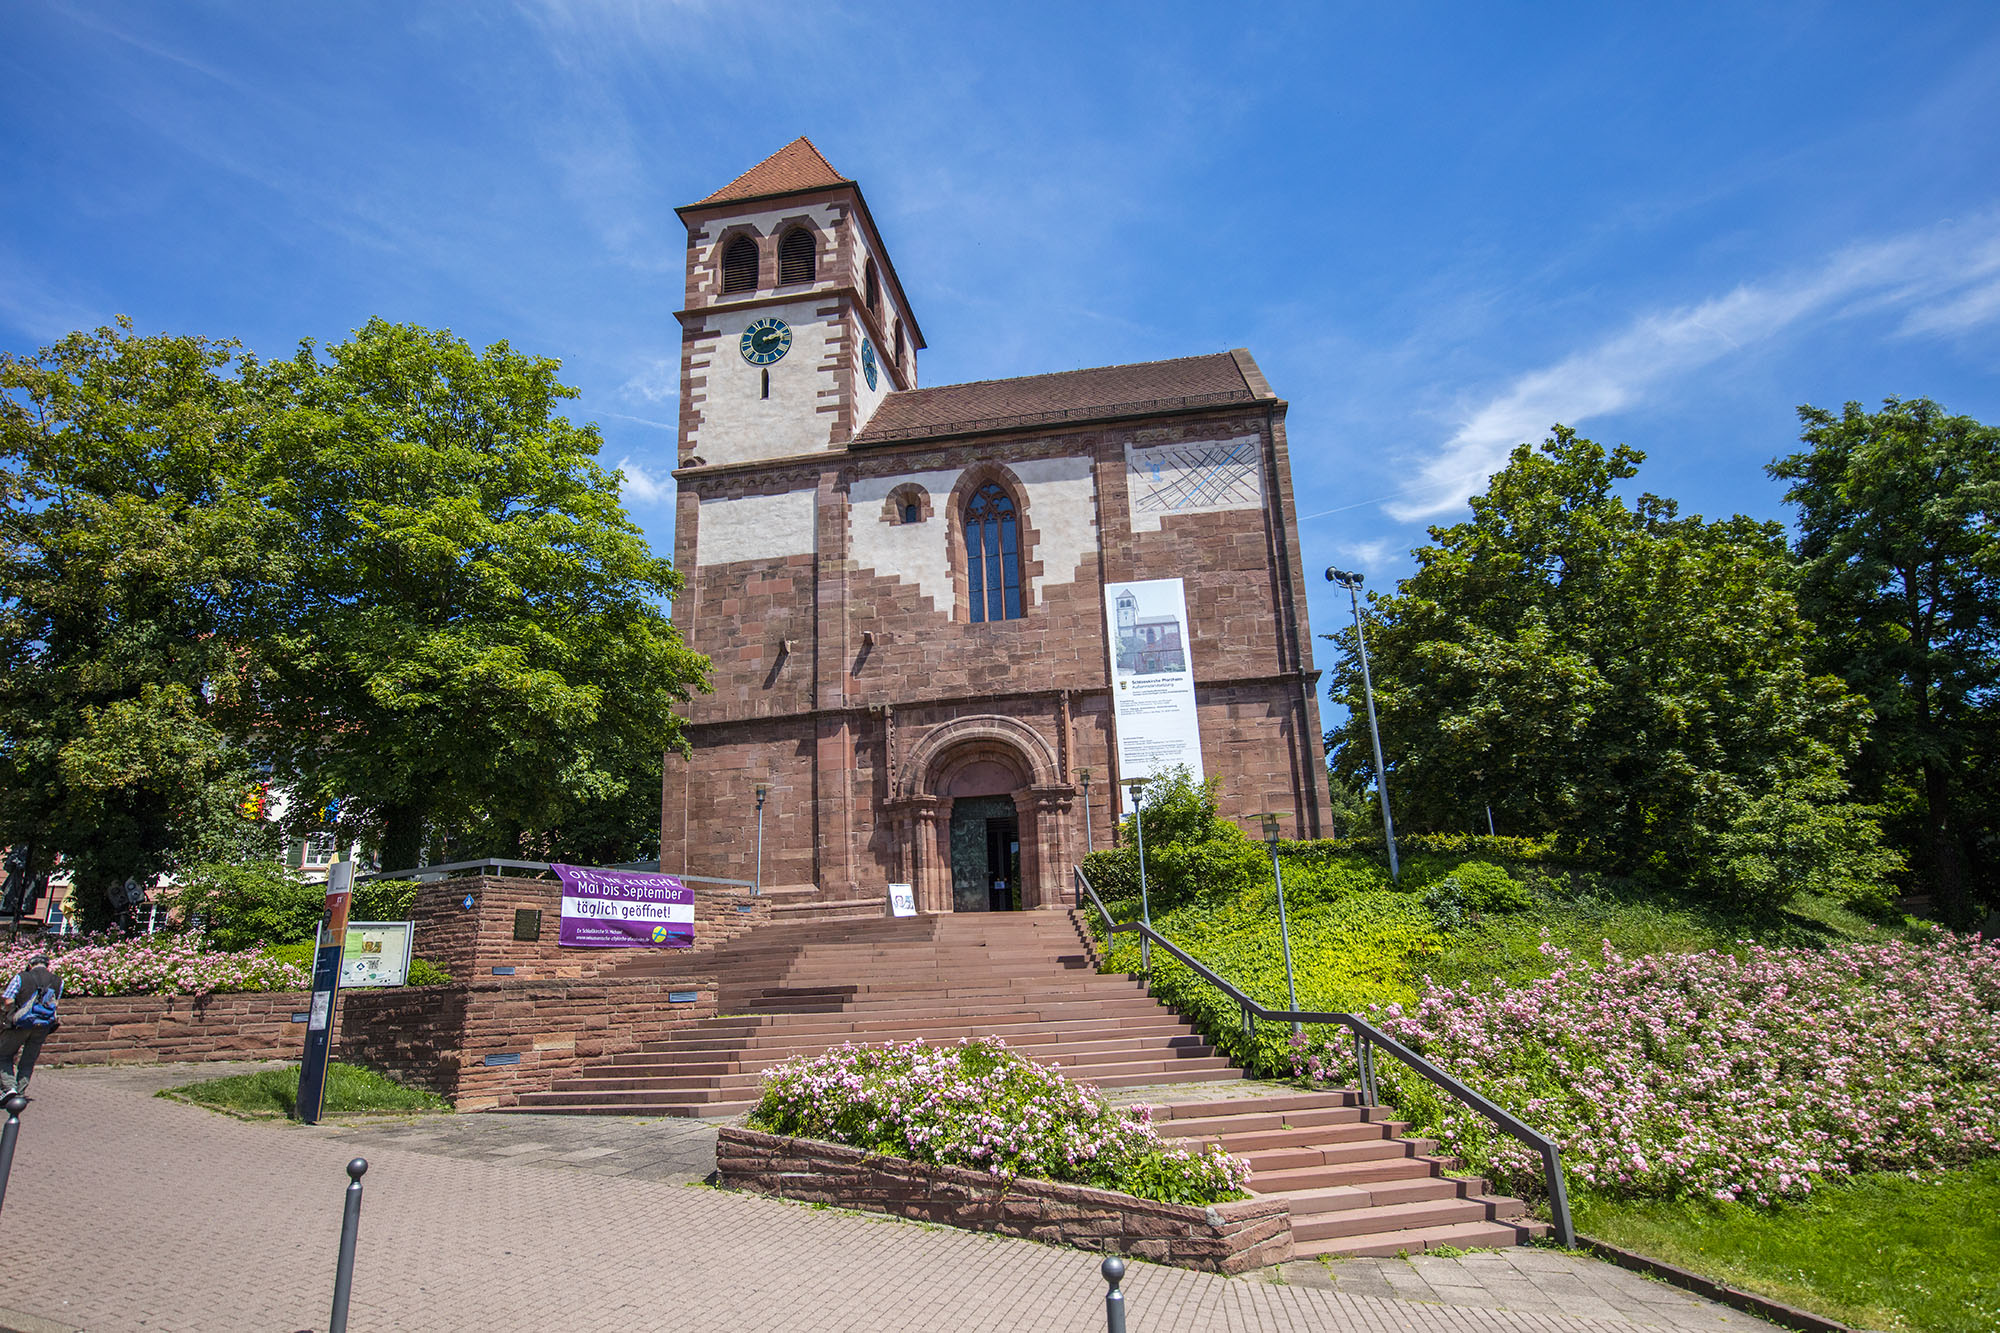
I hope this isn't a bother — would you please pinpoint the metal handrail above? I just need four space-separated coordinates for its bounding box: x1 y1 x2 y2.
1073 865 1574 1247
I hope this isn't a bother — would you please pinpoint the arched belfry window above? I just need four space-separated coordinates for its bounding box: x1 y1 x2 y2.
721 237 758 293
965 482 1022 623
779 228 816 285
864 257 881 312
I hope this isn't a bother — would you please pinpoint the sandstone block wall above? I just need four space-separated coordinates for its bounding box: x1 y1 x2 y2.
45 991 313 1067
716 1127 1293 1274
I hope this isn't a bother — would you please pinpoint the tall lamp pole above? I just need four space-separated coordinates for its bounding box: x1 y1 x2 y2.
1080 768 1093 856
1327 568 1400 883
1260 813 1301 1035
1120 777 1152 975
753 784 768 896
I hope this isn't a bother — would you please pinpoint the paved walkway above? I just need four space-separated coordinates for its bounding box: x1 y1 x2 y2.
0 1064 1776 1332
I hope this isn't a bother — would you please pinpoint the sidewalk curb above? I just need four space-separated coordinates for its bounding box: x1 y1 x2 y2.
1576 1234 1875 1333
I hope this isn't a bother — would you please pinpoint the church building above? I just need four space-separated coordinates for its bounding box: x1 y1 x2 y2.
660 139 1328 910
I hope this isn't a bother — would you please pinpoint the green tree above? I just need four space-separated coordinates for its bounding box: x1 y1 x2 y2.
1326 428 1895 907
0 320 284 922
1769 398 2000 926
245 320 707 871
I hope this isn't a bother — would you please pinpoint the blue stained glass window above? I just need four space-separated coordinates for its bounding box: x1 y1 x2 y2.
965 482 1022 623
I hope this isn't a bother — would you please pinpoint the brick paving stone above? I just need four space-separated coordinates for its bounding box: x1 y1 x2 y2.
5 1065 1780 1333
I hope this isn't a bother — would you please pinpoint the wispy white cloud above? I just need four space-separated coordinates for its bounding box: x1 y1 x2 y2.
620 358 678 404
1333 539 1402 574
0 250 103 342
616 455 672 505
1389 215 2000 521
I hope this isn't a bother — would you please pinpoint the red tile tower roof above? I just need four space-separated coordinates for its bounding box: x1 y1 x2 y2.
696 138 849 205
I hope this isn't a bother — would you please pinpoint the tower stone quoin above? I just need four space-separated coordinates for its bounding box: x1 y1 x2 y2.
664 137 1329 909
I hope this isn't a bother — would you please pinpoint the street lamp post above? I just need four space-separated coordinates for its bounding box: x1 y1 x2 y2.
1120 777 1152 975
754 784 768 895
1326 568 1400 883
1080 768 1093 858
1261 813 1301 1036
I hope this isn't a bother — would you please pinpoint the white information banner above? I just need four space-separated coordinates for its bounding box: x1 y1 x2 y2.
1105 577 1205 812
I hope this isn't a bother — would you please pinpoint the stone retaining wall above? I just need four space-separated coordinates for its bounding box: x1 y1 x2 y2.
339 973 717 1110
45 991 314 1067
715 1127 1293 1273
47 971 719 1111
409 875 796 982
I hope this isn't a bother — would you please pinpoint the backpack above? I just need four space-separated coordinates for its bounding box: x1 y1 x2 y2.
11 981 58 1031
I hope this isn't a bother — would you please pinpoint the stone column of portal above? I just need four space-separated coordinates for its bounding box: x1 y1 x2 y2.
1030 784 1075 910
909 797 949 913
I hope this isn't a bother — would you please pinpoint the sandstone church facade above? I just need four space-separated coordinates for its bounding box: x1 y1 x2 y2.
660 140 1328 910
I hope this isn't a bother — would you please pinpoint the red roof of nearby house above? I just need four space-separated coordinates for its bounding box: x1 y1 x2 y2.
696 137 849 205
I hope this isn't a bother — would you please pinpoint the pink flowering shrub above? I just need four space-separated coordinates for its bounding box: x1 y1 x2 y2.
0 932 311 997
749 1036 1252 1206
1289 931 2000 1205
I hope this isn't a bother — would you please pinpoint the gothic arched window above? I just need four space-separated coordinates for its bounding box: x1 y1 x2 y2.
964 482 1022 623
721 237 758 293
779 228 816 285
864 257 881 312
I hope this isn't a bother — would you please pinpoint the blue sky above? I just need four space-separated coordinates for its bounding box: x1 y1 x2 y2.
6 2 1999 671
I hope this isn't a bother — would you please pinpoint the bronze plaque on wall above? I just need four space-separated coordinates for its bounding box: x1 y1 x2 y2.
512 908 542 942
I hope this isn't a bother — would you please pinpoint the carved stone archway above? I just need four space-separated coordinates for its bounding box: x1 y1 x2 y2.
888 715 1075 912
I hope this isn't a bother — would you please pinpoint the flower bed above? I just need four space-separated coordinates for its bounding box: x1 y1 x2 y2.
0 933 310 996
1290 931 2000 1205
748 1036 1250 1206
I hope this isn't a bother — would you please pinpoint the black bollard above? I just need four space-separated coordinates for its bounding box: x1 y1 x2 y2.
0 1093 23 1217
329 1158 368 1333
1101 1254 1127 1333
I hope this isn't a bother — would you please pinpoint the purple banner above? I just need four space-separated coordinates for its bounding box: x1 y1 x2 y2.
553 863 695 949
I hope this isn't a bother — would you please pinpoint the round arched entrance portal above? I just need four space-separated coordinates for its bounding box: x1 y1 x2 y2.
887 715 1077 913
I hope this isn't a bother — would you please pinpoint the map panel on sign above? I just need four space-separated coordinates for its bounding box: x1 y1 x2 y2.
1125 436 1264 531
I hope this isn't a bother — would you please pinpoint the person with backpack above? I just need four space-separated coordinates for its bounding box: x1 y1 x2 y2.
0 953 60 1096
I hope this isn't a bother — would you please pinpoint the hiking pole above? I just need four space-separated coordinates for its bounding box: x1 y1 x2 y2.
1101 1255 1128 1333
329 1158 367 1333
0 1094 24 1217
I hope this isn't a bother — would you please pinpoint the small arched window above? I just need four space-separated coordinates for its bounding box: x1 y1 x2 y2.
864 257 880 312
893 322 905 371
721 237 758 293
901 501 921 524
965 482 1022 623
779 228 816 285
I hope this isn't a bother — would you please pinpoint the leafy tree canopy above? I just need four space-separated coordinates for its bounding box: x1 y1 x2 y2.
0 320 283 916
1769 397 2000 924
1325 428 1896 909
1 317 707 901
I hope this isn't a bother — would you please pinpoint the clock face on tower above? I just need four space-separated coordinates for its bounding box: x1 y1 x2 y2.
740 318 792 366
861 337 878 390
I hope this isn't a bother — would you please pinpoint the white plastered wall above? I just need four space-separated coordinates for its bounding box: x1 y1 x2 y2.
848 468 960 612
1124 434 1265 532
698 490 818 565
1011 455 1098 603
845 454 1099 614
688 298 835 465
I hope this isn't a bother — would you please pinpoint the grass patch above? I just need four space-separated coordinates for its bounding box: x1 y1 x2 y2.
159 1061 450 1118
1577 1162 2000 1333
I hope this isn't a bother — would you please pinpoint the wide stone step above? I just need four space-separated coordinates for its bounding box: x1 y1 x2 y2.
1177 1119 1399 1153
638 1031 1211 1065
1147 1092 1362 1120
1255 1176 1470 1218
1242 1157 1443 1192
1295 1218 1546 1259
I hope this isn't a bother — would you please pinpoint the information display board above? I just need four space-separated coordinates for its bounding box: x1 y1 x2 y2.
337 921 413 988
887 883 916 917
1104 577 1205 811
554 863 694 948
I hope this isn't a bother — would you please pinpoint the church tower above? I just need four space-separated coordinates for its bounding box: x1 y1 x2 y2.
673 138 925 468
664 141 1327 908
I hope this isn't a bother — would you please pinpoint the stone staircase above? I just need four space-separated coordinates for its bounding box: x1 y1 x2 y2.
494 906 1550 1256
1147 1093 1548 1257
497 910 1240 1118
